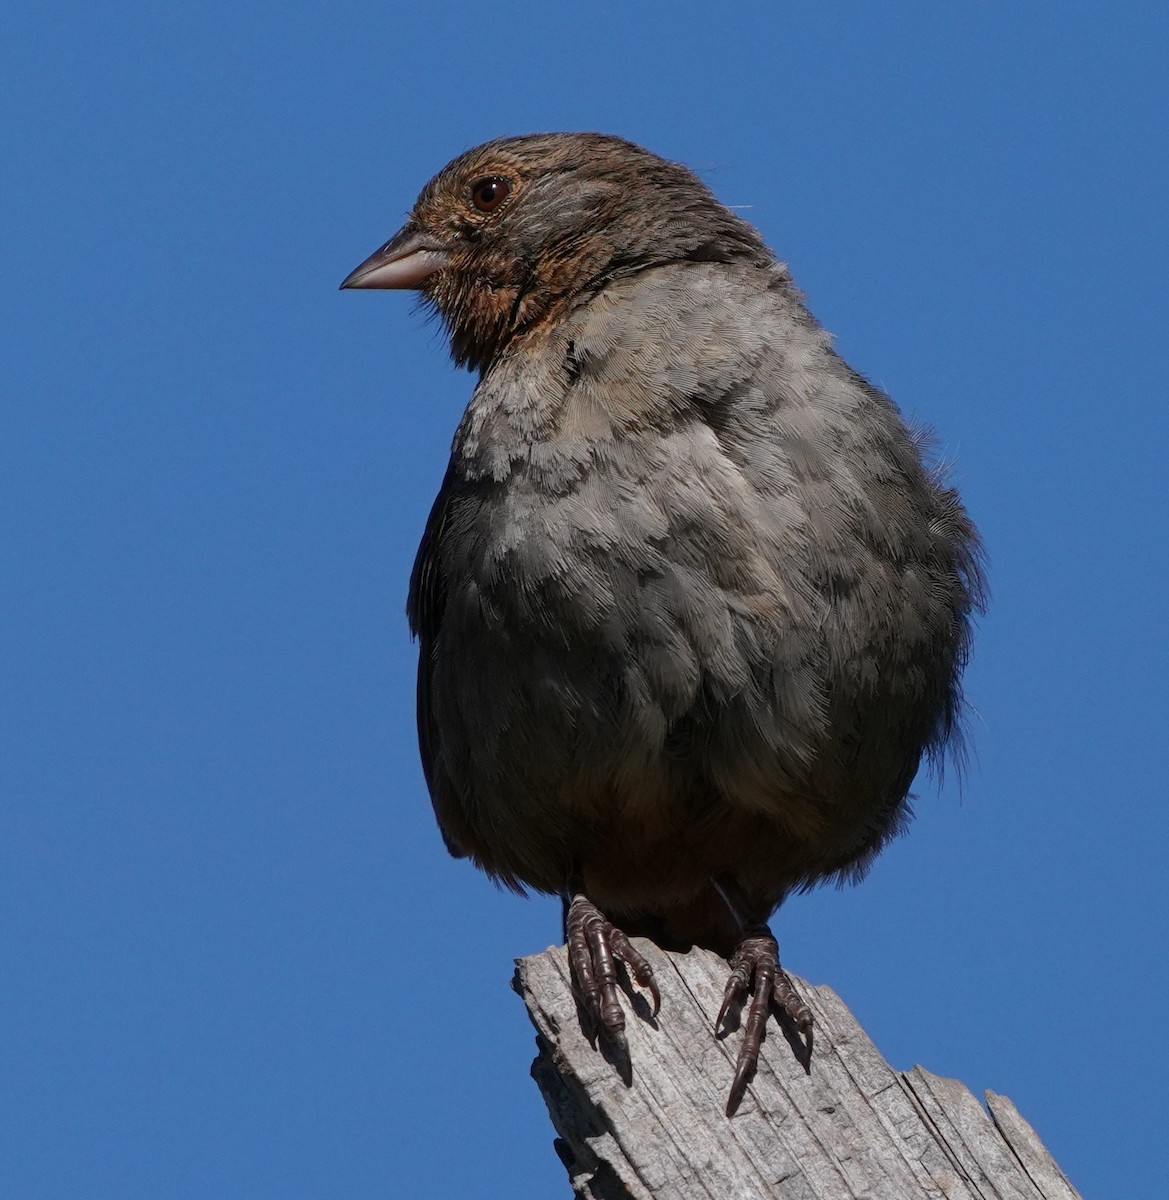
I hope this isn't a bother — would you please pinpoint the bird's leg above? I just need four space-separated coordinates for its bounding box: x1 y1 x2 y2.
564 893 660 1050
712 877 813 1115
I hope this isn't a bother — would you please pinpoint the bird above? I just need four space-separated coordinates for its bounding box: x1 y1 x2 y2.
341 132 984 1113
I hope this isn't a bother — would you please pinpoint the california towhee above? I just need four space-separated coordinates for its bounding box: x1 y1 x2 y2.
343 133 984 1113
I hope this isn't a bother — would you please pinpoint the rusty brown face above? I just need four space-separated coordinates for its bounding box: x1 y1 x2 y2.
342 132 769 371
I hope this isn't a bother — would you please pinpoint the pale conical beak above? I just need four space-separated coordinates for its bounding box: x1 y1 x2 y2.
340 225 449 290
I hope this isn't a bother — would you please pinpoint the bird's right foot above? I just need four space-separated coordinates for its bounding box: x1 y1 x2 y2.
565 893 660 1050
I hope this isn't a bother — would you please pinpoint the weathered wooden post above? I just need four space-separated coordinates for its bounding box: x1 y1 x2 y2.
515 944 1080 1200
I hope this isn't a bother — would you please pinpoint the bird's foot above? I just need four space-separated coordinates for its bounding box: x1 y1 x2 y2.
717 930 813 1115
565 893 660 1052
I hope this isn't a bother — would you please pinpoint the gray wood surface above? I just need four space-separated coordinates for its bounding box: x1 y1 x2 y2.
514 943 1081 1200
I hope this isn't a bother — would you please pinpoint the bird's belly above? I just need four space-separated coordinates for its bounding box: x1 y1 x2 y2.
425 444 947 905
429 558 899 903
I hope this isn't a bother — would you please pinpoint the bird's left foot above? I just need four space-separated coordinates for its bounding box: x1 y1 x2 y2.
565 893 660 1051
718 930 813 1115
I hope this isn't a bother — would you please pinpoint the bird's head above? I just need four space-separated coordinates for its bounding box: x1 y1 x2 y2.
341 132 772 372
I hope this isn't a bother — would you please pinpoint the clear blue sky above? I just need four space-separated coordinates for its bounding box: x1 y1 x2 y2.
3 4 1165 1196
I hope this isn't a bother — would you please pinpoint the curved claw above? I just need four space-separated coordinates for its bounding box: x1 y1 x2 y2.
726 1056 753 1117
610 926 660 1016
646 978 662 1018
774 970 814 1033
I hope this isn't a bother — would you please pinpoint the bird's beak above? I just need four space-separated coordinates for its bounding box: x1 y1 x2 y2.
340 225 449 290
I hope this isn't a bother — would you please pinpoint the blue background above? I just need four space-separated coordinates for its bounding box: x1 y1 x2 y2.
3 4 1165 1196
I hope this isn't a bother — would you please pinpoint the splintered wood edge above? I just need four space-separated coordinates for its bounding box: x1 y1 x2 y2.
985 1090 1083 1200
514 942 1078 1200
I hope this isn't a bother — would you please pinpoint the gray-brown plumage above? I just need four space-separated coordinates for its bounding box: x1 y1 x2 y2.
342 132 984 1112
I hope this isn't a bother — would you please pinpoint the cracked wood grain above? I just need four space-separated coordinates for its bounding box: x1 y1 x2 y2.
514 943 1080 1200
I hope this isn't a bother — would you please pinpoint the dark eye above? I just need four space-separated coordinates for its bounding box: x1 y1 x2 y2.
470 176 511 213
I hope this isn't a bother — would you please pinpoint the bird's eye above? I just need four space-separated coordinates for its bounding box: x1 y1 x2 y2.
470 176 511 214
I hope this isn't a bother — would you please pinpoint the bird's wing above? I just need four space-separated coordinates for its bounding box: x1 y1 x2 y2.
406 460 474 860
